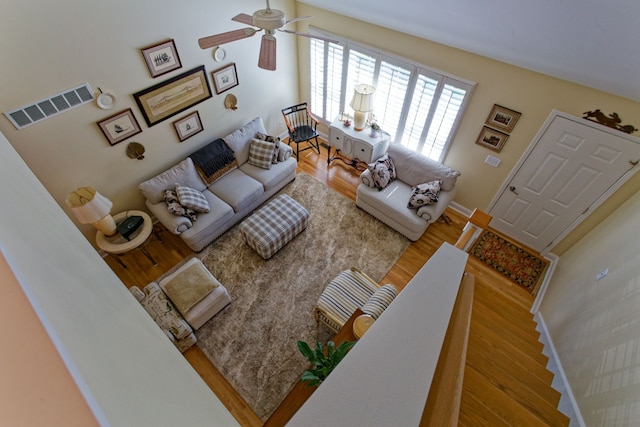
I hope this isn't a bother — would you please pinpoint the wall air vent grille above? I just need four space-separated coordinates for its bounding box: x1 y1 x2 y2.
4 83 94 130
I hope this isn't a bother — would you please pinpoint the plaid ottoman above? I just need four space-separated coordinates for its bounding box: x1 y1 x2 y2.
239 194 309 259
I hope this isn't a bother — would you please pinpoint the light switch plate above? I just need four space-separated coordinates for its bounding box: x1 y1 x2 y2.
485 155 501 167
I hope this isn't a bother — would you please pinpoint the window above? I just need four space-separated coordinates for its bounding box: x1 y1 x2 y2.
309 28 475 162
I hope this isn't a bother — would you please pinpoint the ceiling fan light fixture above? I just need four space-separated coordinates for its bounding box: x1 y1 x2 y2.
253 8 286 30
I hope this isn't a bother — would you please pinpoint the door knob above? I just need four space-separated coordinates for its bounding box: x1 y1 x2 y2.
509 186 519 195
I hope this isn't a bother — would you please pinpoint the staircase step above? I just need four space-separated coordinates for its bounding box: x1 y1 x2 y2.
469 321 553 381
466 345 563 417
466 343 559 405
473 289 541 339
471 301 544 355
459 389 512 427
463 365 567 426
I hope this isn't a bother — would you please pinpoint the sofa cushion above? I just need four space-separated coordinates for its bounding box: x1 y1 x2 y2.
407 180 441 209
207 168 263 212
239 156 297 192
175 184 210 213
139 158 206 204
367 153 396 190
387 143 460 191
164 189 198 221
358 180 427 230
248 138 275 169
190 138 238 185
223 117 268 166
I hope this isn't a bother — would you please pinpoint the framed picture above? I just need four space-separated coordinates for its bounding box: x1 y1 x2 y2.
97 108 142 146
141 39 182 78
133 65 212 127
485 104 521 133
173 111 203 141
476 126 509 152
211 63 239 94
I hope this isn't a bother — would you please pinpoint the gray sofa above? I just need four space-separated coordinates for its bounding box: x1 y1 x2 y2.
356 142 460 241
139 117 297 252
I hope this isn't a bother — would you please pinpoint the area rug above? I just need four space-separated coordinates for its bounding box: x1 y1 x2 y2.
470 229 548 293
190 173 410 421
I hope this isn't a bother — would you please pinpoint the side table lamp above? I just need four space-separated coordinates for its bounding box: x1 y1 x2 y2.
65 186 117 236
350 83 375 131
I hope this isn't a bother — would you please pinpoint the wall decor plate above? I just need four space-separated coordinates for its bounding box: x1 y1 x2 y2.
96 91 116 110
133 65 212 127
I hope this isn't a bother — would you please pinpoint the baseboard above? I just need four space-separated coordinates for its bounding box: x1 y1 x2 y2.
534 312 586 427
531 252 558 313
448 201 472 218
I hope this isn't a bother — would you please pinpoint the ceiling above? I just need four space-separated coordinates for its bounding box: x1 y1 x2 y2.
299 0 640 102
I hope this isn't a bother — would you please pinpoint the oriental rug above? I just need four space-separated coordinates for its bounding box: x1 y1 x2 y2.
190 173 410 421
470 229 548 293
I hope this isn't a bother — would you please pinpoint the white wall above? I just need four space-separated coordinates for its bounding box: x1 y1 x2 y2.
539 191 640 425
0 0 301 245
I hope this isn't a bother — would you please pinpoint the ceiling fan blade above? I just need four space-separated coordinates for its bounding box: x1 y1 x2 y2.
279 29 338 44
232 13 254 26
198 28 258 49
285 15 312 26
258 35 277 71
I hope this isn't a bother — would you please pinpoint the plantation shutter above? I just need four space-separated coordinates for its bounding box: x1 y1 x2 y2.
308 27 475 162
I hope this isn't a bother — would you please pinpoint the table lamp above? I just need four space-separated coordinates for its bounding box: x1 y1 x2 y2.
65 186 117 236
350 84 375 131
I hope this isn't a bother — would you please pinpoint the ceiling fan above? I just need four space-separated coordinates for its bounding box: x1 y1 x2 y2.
198 0 336 71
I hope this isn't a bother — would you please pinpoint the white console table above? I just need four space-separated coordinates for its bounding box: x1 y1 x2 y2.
328 117 390 169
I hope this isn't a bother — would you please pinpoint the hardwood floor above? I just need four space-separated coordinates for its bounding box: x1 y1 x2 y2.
104 142 568 426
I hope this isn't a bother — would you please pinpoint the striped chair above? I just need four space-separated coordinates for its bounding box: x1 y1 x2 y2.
315 267 398 333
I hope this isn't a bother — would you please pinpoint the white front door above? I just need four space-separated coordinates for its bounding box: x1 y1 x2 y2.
488 111 640 254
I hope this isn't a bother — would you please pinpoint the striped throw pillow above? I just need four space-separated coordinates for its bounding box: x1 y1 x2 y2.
361 284 398 320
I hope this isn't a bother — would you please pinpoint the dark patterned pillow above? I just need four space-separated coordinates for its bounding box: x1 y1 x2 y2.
175 184 210 213
407 180 441 209
163 190 198 221
248 138 275 169
255 132 280 164
367 153 396 190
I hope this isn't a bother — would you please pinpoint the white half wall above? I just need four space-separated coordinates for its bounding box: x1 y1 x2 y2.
0 130 238 425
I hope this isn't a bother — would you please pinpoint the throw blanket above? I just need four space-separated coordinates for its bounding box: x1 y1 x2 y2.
190 138 237 184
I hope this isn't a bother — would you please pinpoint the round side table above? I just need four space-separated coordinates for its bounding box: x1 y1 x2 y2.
96 210 158 269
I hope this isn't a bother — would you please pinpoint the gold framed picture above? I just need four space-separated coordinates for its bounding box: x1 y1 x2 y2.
133 65 212 127
485 104 521 133
476 126 509 152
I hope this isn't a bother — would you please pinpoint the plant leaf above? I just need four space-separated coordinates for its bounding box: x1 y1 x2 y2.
297 340 316 363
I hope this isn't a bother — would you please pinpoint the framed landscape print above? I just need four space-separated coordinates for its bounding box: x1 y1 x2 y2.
485 104 521 133
211 63 239 94
173 111 203 141
133 65 212 127
476 126 509 152
141 39 182 78
97 108 142 146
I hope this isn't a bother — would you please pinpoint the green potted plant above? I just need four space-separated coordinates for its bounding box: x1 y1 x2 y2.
297 339 355 386
370 121 381 137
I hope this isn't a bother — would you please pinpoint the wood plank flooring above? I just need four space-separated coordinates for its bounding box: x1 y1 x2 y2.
104 142 568 426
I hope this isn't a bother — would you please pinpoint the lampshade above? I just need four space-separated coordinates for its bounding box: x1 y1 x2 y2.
350 84 375 131
66 186 116 235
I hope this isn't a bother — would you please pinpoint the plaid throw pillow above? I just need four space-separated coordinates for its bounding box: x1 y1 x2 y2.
255 132 281 164
248 138 275 169
175 184 210 213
